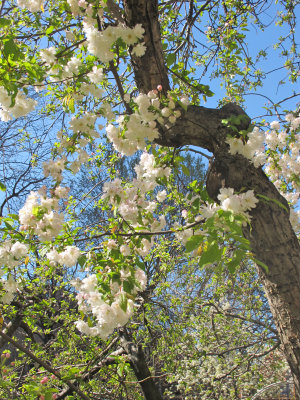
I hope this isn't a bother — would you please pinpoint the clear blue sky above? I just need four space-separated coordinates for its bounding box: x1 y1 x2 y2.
203 1 300 121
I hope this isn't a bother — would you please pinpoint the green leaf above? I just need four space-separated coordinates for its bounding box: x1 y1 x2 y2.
226 250 244 274
77 255 86 267
119 293 128 312
110 271 121 282
166 53 176 67
4 220 14 229
117 363 125 376
69 98 75 113
3 38 21 59
123 279 134 293
8 213 19 220
253 258 269 272
45 392 53 400
185 235 203 253
257 194 288 212
199 242 222 267
0 181 6 191
46 26 54 35
181 164 190 176
0 18 10 27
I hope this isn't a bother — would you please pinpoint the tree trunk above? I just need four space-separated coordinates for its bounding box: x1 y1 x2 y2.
119 328 164 400
123 0 300 396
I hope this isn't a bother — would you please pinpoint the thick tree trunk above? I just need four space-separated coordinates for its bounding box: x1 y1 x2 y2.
119 328 164 400
123 0 300 396
205 131 300 396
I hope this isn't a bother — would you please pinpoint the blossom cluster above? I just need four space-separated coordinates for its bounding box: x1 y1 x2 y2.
19 188 66 241
40 47 56 66
1 275 19 304
73 268 147 338
107 91 183 156
69 112 98 136
46 246 81 267
17 0 43 12
43 157 67 182
200 187 258 222
67 0 100 17
217 188 259 214
173 188 259 245
43 112 101 180
0 87 37 122
0 241 28 268
226 127 266 168
0 241 28 304
83 20 146 63
102 152 169 241
226 114 300 232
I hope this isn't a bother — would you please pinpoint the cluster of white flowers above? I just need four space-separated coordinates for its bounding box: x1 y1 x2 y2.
46 246 81 267
17 0 43 12
226 127 266 168
83 21 145 63
69 112 97 135
73 268 147 338
40 47 56 66
289 209 300 232
67 0 98 17
43 157 66 182
0 241 28 268
62 56 82 79
87 66 104 84
0 87 37 122
77 82 104 99
0 241 28 304
107 91 183 156
102 152 169 238
174 227 195 245
218 188 259 214
226 114 300 232
44 113 101 179
264 116 300 206
107 97 159 156
172 189 258 247
198 188 258 225
19 189 65 241
1 275 19 304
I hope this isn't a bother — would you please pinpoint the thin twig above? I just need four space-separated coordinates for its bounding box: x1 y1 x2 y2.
0 331 91 400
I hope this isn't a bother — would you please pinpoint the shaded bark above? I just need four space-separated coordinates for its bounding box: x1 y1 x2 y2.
119 328 164 400
124 0 300 397
124 0 170 94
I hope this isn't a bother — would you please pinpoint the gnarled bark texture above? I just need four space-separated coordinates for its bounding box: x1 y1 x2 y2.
124 0 300 397
119 329 164 400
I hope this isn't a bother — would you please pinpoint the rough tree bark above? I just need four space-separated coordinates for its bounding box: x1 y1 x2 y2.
119 328 164 400
123 0 300 397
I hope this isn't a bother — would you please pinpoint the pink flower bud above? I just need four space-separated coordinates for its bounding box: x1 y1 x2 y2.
157 85 162 91
40 376 49 384
181 210 188 218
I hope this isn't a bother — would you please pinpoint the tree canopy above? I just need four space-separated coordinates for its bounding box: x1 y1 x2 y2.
0 0 299 399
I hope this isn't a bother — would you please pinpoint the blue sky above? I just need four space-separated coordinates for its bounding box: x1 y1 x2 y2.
203 1 300 121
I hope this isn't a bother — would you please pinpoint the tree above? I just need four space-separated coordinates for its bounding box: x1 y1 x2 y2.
0 0 299 398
